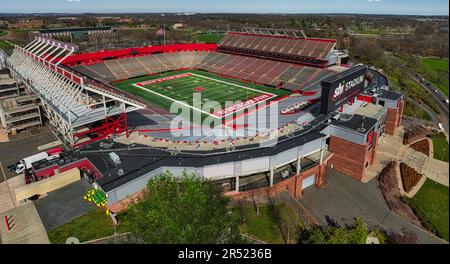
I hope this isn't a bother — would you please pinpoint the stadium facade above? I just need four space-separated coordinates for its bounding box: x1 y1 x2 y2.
5 31 404 212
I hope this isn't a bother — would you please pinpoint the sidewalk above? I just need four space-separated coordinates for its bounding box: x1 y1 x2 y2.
0 202 50 244
401 147 449 187
364 126 449 187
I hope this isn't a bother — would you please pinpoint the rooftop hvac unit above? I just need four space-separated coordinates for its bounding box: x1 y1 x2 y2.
339 114 353 121
109 152 121 165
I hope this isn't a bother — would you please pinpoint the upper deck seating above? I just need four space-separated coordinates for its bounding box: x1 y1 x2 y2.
217 32 336 67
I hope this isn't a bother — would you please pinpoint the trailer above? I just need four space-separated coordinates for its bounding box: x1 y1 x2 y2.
15 152 49 174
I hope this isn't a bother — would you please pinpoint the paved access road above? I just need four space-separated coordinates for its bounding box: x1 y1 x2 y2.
389 55 449 132
413 74 449 121
299 169 446 244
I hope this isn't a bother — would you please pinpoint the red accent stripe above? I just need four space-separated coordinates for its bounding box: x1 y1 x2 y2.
62 43 218 66
223 94 289 125
4 216 10 231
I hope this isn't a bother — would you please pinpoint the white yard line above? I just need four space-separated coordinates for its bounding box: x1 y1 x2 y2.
132 72 277 118
189 72 276 96
132 83 218 117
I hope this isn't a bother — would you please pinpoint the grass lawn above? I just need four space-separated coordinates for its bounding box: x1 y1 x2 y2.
406 179 449 241
233 203 304 244
430 133 449 162
0 40 14 50
47 202 306 244
421 58 449 97
422 58 449 73
113 69 289 122
194 33 225 43
48 208 117 244
403 101 431 121
394 55 449 97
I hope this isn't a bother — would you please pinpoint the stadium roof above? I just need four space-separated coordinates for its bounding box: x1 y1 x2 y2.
38 26 112 34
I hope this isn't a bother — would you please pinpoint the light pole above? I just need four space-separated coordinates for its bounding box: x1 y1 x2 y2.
436 170 440 184
442 147 446 162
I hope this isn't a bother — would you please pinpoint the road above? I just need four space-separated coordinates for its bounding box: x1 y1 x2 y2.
413 74 449 121
411 73 449 134
389 55 449 133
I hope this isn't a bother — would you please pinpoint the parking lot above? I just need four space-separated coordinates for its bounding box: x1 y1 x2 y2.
35 180 95 232
0 126 65 183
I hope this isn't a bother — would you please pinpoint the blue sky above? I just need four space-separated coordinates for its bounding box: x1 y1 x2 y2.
0 0 448 15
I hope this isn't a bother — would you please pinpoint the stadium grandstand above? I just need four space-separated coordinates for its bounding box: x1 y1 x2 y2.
217 32 336 67
4 29 405 213
6 37 145 147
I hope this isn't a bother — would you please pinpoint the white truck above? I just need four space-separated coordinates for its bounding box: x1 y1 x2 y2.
12 148 62 174
14 152 49 174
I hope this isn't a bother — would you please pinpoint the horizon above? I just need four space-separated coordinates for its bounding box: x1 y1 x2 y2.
0 0 448 16
0 12 449 17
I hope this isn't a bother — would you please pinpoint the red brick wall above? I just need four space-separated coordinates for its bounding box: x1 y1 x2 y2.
327 136 371 181
226 164 326 200
385 108 398 135
385 100 404 135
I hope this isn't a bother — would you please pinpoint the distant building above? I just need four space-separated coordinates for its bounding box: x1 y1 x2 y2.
29 27 114 42
172 23 185 30
57 17 81 21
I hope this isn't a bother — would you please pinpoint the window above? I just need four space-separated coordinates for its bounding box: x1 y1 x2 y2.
379 100 385 107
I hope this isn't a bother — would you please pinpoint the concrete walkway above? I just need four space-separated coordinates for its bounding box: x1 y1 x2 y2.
401 145 449 187
0 202 50 244
363 128 405 183
365 126 449 187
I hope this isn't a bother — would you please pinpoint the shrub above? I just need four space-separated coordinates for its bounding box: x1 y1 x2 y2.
409 138 430 156
388 228 418 244
403 125 429 144
378 161 422 226
399 163 423 193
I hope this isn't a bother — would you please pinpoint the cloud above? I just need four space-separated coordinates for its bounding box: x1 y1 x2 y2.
67 0 81 2
367 0 381 2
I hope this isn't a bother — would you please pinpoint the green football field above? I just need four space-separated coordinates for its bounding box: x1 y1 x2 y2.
113 70 289 119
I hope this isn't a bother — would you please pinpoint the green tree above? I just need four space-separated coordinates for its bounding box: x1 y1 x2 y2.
125 171 242 244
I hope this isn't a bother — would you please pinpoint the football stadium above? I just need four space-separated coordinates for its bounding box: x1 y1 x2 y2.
3 29 404 213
